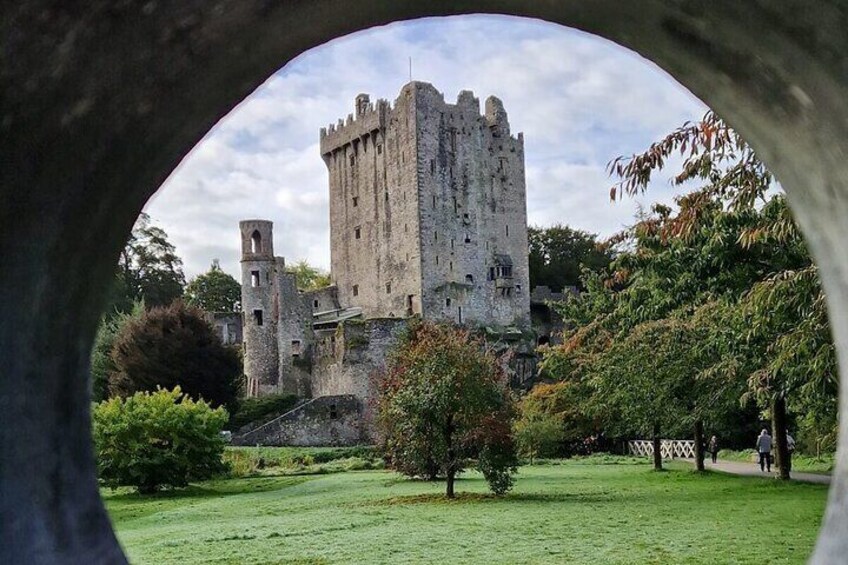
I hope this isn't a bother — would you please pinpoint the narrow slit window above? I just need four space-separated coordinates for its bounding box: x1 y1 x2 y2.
352 284 359 297
386 282 392 294
446 298 452 307
353 196 359 207
354 226 361 239
251 270 260 287
506 225 510 237
253 309 263 326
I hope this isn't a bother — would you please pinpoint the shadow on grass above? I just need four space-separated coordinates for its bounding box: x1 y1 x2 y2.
364 490 618 507
105 475 311 503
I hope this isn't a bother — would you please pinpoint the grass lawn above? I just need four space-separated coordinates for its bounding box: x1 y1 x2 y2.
105 457 827 564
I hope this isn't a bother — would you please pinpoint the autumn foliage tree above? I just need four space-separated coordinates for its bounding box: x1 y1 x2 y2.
377 322 518 498
109 302 242 413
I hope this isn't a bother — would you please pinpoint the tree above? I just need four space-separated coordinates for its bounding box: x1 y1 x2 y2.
377 322 518 497
185 260 241 312
93 387 228 493
288 260 331 291
109 212 186 312
109 302 242 413
528 224 613 291
90 300 145 402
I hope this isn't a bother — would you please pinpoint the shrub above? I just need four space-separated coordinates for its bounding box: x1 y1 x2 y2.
93 387 228 493
109 301 242 413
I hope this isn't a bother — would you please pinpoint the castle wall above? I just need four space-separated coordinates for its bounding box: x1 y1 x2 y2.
276 271 314 397
311 318 409 403
321 88 424 320
414 85 531 329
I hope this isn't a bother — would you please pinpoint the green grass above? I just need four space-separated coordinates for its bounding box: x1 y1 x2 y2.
719 449 835 474
105 458 827 564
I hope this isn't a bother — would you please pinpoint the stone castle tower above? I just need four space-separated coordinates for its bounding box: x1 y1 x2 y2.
319 82 531 328
240 220 312 397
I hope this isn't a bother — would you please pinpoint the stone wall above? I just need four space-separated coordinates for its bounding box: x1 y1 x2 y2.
276 270 314 397
232 395 364 447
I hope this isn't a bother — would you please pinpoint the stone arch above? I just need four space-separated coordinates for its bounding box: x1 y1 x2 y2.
4 3 848 563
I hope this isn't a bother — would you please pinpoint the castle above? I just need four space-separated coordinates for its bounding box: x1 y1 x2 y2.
233 82 541 445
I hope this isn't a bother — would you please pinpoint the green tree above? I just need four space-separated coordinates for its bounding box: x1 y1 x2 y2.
185 259 241 312
90 300 145 402
107 213 185 313
93 387 228 493
288 260 331 291
109 302 242 414
528 224 612 291
377 322 518 497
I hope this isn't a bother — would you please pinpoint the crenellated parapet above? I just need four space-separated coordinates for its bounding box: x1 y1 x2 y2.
319 94 390 157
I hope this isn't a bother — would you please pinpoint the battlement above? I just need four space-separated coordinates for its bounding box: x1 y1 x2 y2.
319 94 390 156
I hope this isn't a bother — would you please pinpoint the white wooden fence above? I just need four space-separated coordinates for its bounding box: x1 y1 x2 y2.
628 439 696 459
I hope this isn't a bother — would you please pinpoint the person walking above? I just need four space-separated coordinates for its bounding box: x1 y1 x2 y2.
756 428 773 473
786 431 796 473
708 435 719 464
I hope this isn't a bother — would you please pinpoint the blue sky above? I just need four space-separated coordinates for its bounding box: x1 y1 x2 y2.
145 15 707 279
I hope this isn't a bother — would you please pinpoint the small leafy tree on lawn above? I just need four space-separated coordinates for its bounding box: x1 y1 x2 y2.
93 387 228 493
377 322 518 497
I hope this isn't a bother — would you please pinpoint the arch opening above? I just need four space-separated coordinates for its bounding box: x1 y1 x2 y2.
4 3 848 563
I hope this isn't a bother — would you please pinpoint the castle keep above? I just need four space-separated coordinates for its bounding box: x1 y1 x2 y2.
320 82 530 327
235 83 536 445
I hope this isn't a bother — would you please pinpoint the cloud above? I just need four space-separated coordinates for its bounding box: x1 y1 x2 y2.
144 15 707 279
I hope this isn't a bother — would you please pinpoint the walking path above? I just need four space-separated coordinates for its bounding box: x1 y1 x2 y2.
684 459 831 485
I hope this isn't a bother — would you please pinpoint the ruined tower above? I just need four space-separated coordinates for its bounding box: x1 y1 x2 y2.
320 82 531 328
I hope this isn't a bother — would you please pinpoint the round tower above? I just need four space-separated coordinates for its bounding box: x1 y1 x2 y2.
240 220 279 396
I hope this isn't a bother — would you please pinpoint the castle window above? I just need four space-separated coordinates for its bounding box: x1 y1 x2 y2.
453 197 458 213
402 151 405 163
430 160 436 175
377 144 383 155
449 261 453 271
446 298 452 307
353 196 358 207
386 282 392 294
349 154 355 167
451 239 455 250
465 274 474 283
434 232 438 242
250 230 262 254
516 284 522 293
251 270 260 287
291 340 302 358
488 267 496 281
463 213 470 220
253 309 263 326
354 226 361 239
329 404 338 419
465 234 471 244
458 306 463 324
406 294 414 316
432 195 436 208
436 256 440 266
352 284 359 297
385 191 389 202
313 299 319 308
506 225 510 237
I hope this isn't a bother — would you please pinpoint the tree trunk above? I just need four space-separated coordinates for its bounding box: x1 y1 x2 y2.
694 419 705 472
446 469 455 498
652 423 663 471
772 396 791 480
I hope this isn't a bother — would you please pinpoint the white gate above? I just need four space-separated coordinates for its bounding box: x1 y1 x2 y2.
628 439 696 459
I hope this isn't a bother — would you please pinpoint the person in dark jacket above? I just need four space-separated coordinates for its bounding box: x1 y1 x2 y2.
708 435 719 464
756 429 773 472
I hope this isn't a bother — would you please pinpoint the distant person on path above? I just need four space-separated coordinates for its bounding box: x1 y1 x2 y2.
756 429 773 473
786 432 796 473
709 435 719 463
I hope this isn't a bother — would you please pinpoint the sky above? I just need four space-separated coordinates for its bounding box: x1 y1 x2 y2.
144 15 708 279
